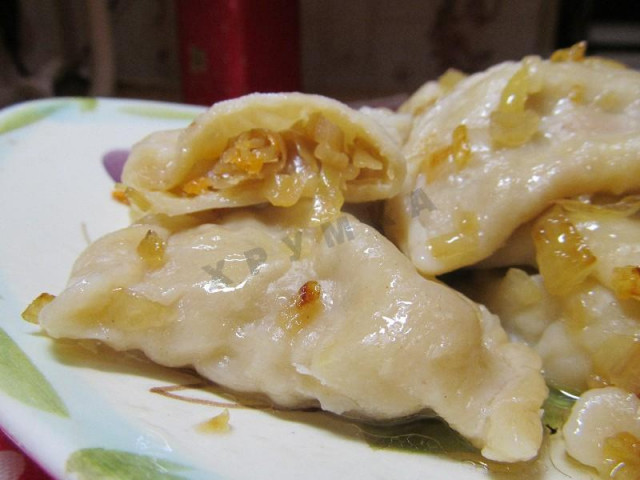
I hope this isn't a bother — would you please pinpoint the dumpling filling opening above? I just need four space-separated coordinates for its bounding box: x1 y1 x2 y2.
174 114 391 222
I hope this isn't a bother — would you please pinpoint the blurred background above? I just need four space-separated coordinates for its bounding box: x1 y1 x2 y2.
0 0 638 109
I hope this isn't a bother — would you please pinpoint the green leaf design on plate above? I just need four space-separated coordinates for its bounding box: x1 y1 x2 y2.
0 327 69 416
0 102 67 135
75 97 99 112
118 105 199 121
67 448 191 480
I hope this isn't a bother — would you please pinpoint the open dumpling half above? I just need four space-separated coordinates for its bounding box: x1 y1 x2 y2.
36 209 546 463
122 93 405 224
385 51 640 276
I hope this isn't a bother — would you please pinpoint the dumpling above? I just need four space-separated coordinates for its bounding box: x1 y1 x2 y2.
473 193 640 273
385 52 640 276
122 93 405 223
563 387 640 479
398 68 467 118
463 270 640 394
533 195 640 297
474 221 537 269
358 106 412 146
459 195 640 394
36 209 546 463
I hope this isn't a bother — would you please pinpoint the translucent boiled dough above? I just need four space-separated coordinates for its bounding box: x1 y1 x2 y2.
39 210 546 463
122 93 405 224
386 57 640 275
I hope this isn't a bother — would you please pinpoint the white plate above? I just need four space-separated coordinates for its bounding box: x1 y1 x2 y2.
0 98 598 479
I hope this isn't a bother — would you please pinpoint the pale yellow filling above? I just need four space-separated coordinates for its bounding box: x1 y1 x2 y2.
176 114 387 222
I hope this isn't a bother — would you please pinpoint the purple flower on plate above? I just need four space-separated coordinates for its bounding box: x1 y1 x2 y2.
102 149 130 182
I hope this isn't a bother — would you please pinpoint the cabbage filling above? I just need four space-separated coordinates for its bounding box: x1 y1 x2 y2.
175 114 388 222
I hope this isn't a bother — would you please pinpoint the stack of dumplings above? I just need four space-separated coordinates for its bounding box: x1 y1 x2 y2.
30 43 640 476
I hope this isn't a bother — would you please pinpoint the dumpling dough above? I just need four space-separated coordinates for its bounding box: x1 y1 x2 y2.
460 195 640 395
358 106 412 146
386 56 640 275
398 68 467 118
122 93 405 223
463 270 640 394
38 210 546 463
563 387 640 477
464 195 640 395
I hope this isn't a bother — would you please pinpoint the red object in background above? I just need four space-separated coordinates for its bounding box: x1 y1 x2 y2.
176 0 301 106
0 428 52 480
